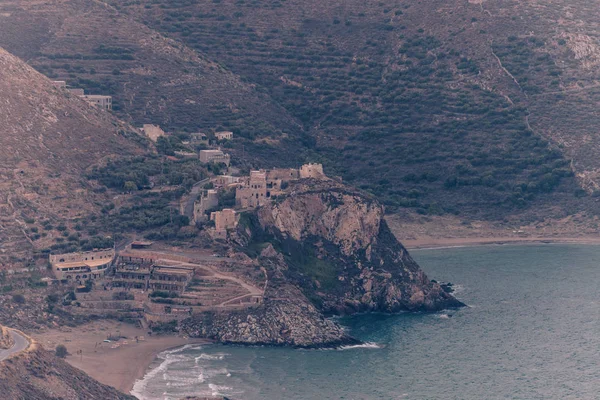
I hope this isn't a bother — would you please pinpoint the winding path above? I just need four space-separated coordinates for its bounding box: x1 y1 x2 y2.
0 330 29 361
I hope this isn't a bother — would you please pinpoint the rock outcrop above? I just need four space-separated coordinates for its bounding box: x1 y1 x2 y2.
252 180 463 314
182 280 358 348
182 179 462 347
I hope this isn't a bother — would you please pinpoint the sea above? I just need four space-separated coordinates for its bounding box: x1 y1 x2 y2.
132 244 600 400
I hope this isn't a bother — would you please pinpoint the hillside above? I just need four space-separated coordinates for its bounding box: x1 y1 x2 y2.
2 0 600 225
0 46 144 268
0 340 135 399
96 0 600 221
0 0 308 165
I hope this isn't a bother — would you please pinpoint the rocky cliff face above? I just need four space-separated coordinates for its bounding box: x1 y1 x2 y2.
182 179 462 348
252 180 463 314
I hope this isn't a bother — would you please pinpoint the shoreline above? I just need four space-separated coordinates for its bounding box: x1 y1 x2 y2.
403 236 600 250
31 236 600 397
31 321 211 396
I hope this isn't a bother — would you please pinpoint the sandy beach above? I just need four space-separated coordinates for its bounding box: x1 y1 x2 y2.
32 320 211 396
402 235 600 249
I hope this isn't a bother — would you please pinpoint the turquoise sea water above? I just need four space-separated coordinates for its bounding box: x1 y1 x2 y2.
133 244 600 399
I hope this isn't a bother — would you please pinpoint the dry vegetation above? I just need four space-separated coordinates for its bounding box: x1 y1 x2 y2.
2 0 600 258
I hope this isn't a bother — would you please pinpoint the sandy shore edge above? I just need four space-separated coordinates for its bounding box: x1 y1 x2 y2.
32 321 211 397
403 236 600 250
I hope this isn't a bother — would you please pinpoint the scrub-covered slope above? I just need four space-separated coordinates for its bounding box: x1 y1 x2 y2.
0 46 144 268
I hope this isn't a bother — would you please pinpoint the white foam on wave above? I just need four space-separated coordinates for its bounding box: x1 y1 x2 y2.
209 383 241 397
194 352 229 362
338 342 382 350
167 344 203 354
130 347 192 399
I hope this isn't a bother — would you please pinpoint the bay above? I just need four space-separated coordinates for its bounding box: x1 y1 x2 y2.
133 244 600 399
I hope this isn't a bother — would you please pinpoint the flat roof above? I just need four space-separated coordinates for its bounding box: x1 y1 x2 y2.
82 95 112 99
200 149 225 154
55 259 112 269
152 266 194 275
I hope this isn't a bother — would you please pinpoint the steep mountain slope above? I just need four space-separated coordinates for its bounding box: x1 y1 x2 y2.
0 0 306 164
0 343 135 399
0 46 144 268
3 0 600 224
96 0 600 220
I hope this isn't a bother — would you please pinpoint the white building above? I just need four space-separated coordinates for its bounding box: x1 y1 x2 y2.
199 149 231 166
215 131 233 141
82 95 112 110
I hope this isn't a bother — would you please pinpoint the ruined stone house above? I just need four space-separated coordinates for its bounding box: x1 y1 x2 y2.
189 132 209 145
210 208 239 239
82 95 112 110
234 164 327 209
300 163 326 179
193 189 219 223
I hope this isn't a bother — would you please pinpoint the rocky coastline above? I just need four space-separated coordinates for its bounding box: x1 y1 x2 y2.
181 179 464 348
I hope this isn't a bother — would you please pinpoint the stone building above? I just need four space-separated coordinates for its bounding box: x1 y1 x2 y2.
210 209 238 239
68 88 85 96
82 95 112 110
212 175 242 187
141 124 166 142
266 168 300 195
112 262 194 293
234 164 327 210
189 132 209 145
50 249 115 283
215 131 233 141
300 163 326 179
193 189 219 223
235 170 269 208
50 81 112 110
199 149 231 166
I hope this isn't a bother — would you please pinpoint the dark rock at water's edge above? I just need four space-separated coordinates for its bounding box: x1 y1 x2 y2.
433 281 456 294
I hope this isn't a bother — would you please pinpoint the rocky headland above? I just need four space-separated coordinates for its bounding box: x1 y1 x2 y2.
181 179 463 347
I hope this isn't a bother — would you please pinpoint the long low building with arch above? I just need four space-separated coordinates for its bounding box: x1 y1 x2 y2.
49 249 115 284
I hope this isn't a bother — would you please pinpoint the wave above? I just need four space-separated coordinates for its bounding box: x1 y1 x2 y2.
130 348 192 399
195 352 229 362
131 357 180 399
338 342 382 350
165 344 203 354
208 383 244 397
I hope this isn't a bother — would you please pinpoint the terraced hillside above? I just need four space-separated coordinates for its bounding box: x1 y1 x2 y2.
3 0 600 223
103 0 600 220
0 0 307 165
0 46 144 268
